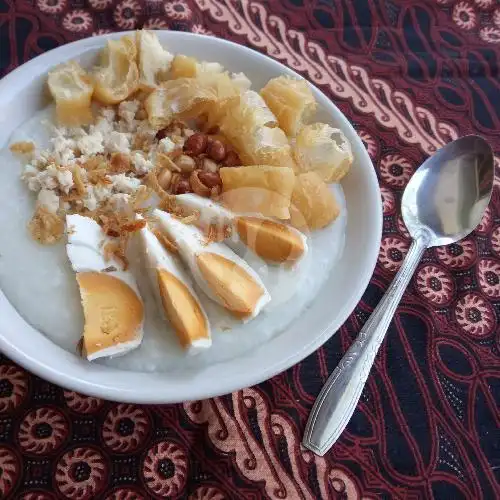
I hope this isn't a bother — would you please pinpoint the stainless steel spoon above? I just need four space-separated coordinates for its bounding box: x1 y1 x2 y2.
303 135 494 456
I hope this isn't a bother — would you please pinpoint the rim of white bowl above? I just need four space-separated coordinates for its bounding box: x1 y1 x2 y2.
0 31 382 403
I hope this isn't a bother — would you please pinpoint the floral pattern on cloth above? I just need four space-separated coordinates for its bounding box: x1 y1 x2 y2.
441 0 500 43
0 0 499 498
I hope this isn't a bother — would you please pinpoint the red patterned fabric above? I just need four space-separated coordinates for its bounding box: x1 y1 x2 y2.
0 1 499 498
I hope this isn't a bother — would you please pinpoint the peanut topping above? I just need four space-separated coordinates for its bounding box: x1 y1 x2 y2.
157 168 172 190
198 171 222 189
222 150 241 167
184 132 208 155
206 139 226 161
174 154 196 174
190 170 211 197
202 158 219 173
172 177 192 195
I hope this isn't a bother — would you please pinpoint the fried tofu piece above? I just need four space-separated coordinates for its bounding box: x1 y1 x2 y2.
47 61 94 126
290 172 340 230
221 90 277 130
293 123 353 182
93 36 139 105
136 30 173 90
145 72 238 128
220 165 295 219
170 54 199 79
260 76 317 136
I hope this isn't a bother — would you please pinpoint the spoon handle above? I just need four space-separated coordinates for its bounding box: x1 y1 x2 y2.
302 232 430 456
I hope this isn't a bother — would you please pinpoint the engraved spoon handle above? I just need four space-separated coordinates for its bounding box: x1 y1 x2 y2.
302 232 430 456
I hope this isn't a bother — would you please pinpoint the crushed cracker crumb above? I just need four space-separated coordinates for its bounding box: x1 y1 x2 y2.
10 141 35 155
29 207 64 245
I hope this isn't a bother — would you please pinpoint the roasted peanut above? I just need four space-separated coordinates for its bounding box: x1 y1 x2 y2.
173 178 192 195
198 171 222 189
190 170 211 197
170 172 181 191
202 157 219 173
223 150 241 167
157 153 181 172
207 139 226 162
184 132 208 155
157 168 172 190
174 154 196 174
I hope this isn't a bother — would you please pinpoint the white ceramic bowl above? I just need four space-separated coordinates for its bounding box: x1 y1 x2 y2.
0 32 382 403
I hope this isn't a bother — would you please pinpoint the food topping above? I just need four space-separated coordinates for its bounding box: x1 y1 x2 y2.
290 172 341 230
93 37 139 105
18 30 350 246
136 30 173 90
157 168 173 190
206 139 226 162
47 61 94 126
10 141 35 155
220 165 295 219
293 123 353 182
29 206 65 245
184 132 208 155
260 76 317 136
170 54 198 79
174 154 196 174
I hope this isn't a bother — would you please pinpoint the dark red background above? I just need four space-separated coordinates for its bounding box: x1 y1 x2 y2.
0 1 499 498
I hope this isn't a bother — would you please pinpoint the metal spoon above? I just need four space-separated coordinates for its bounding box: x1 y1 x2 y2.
303 135 494 456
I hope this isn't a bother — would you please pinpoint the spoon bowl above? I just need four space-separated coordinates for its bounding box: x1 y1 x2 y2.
402 135 494 247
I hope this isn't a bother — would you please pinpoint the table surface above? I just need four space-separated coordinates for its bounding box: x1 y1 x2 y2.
0 1 499 498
